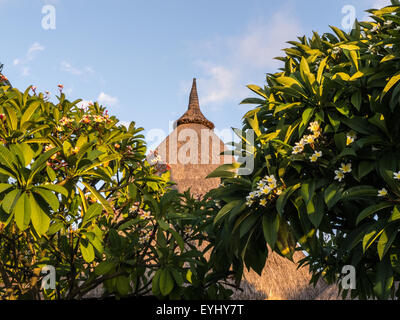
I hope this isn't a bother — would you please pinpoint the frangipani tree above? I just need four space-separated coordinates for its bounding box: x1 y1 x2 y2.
0 79 232 300
209 1 400 299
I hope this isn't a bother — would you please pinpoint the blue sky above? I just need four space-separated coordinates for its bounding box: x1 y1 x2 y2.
0 0 391 149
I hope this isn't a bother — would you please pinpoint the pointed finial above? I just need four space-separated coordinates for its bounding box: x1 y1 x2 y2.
188 78 200 110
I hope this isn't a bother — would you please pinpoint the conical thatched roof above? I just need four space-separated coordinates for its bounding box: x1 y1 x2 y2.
156 78 340 300
156 78 233 196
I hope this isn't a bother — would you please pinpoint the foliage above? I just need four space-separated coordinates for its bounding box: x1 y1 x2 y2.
0 81 232 300
208 1 400 300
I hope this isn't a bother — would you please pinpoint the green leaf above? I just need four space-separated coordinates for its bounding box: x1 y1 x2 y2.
351 91 362 111
356 202 393 225
349 50 359 71
262 213 279 248
36 184 68 197
0 183 13 194
169 229 185 251
377 225 398 260
330 25 348 41
116 276 131 296
381 71 400 101
324 183 343 210
186 270 193 284
276 183 300 215
4 106 18 131
358 161 375 180
300 56 315 87
95 261 115 276
389 206 400 223
247 114 261 137
0 146 17 175
342 186 378 200
159 269 174 296
207 163 241 179
80 240 95 263
82 203 103 226
152 270 162 296
30 193 50 236
214 200 243 224
306 193 325 228
2 188 21 214
27 148 60 185
299 108 314 136
334 132 347 152
21 101 41 127
240 97 265 105
273 102 302 115
247 85 268 99
380 54 397 64
317 57 328 84
32 188 59 212
363 225 384 253
14 192 31 230
301 180 316 205
82 181 113 215
373 259 394 300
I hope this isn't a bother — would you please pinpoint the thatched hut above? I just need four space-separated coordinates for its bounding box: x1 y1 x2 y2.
156 78 340 300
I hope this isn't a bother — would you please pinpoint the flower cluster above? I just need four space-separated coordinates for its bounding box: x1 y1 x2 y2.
309 151 322 163
346 131 357 146
138 209 151 220
93 114 109 123
60 117 73 126
334 163 352 182
147 151 162 165
378 188 388 197
79 111 110 125
129 202 140 213
246 174 282 207
183 225 193 236
0 74 8 82
292 121 323 161
0 113 6 121
138 228 154 245
80 115 91 124
147 150 171 174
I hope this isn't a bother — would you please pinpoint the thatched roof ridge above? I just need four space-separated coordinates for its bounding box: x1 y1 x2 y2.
177 78 215 130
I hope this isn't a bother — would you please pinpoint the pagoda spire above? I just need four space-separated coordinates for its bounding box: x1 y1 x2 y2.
188 78 200 110
177 78 215 130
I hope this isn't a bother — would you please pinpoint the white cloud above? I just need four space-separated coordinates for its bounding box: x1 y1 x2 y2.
234 12 303 70
60 60 94 76
97 92 119 107
13 42 45 77
195 62 240 108
27 42 45 61
60 61 82 75
185 5 303 110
